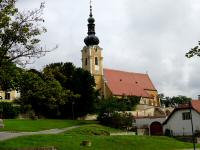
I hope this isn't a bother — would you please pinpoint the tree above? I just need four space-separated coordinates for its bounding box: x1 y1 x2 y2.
96 96 139 130
159 94 191 107
170 95 191 106
43 62 97 117
96 96 140 115
186 41 200 58
0 61 22 90
17 69 77 118
0 0 51 67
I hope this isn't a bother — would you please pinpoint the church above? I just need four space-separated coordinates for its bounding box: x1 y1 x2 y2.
81 3 160 107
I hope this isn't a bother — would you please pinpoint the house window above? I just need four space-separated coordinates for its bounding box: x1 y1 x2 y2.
95 57 98 65
85 58 87 66
5 92 10 100
182 112 191 120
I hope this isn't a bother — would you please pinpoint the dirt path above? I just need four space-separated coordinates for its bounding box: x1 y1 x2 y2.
0 125 82 141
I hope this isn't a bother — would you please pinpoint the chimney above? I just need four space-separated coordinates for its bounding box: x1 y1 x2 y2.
198 95 200 100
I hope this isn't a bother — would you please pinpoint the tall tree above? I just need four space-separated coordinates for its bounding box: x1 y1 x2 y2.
0 0 50 67
17 69 76 118
43 62 97 117
186 41 200 58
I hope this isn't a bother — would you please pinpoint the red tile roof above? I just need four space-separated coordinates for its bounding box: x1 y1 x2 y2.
192 100 200 113
103 68 157 98
163 100 200 125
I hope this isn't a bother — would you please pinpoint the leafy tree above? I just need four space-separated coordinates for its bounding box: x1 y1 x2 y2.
170 95 191 106
96 96 140 116
43 62 97 118
159 94 191 107
0 60 22 90
0 0 51 67
186 41 200 58
17 69 77 118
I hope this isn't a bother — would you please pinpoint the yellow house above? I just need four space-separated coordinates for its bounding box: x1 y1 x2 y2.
81 3 160 107
0 90 20 101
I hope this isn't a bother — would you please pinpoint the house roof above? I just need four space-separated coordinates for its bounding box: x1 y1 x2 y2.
163 100 200 125
103 68 157 98
191 100 200 113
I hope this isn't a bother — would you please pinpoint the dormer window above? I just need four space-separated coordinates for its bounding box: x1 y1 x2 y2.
95 57 98 65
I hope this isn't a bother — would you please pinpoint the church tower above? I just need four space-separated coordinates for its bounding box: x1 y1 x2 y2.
82 1 103 91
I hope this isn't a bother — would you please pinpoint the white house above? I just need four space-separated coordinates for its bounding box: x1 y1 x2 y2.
163 100 200 136
134 116 166 135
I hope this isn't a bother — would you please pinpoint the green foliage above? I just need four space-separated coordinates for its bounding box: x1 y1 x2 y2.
17 69 77 118
0 102 20 118
96 96 139 129
0 61 22 90
98 112 133 130
43 62 97 118
170 95 191 105
96 96 140 115
159 94 191 107
186 41 200 58
0 0 49 67
17 62 97 119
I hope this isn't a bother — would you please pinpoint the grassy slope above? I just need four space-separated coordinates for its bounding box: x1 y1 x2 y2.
0 119 96 132
0 124 199 150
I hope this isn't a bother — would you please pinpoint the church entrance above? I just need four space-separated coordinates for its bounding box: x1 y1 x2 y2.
150 121 163 136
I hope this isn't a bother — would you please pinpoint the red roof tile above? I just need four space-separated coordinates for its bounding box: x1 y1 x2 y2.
103 68 157 98
192 100 200 113
163 100 200 125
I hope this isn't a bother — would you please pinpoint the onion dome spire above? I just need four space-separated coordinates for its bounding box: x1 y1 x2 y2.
84 0 100 46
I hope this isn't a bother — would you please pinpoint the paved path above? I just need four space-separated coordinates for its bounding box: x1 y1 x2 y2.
0 125 82 141
110 132 136 136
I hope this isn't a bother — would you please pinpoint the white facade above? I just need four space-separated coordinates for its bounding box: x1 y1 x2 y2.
135 117 166 129
163 109 200 136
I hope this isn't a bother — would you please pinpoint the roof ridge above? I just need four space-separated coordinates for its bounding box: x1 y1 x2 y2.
103 68 147 75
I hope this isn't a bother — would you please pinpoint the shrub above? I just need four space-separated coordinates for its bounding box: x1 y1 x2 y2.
98 112 133 130
0 102 20 119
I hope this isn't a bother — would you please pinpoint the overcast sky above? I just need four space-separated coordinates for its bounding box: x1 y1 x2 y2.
17 0 200 99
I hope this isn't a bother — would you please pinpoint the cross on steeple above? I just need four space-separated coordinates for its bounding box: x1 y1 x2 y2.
90 0 93 17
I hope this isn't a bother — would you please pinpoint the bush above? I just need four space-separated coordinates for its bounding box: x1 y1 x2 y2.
0 102 20 119
98 112 133 130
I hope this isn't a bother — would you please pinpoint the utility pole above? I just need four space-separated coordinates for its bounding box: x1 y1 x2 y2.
189 101 196 150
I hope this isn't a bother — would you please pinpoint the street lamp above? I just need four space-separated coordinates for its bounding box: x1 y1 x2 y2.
189 101 196 150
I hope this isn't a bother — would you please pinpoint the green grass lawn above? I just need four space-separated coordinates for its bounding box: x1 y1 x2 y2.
0 119 96 132
0 124 199 150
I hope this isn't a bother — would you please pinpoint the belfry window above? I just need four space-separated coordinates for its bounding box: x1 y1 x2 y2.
85 58 87 66
95 57 98 65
